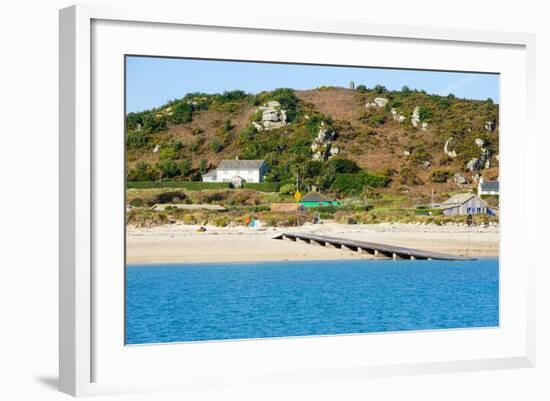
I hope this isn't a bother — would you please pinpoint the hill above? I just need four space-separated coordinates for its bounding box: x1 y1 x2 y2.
125 86 499 206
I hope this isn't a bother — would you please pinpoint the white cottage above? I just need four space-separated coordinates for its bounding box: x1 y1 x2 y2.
202 159 268 184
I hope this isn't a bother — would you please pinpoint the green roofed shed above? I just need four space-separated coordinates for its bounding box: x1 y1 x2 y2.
299 192 339 208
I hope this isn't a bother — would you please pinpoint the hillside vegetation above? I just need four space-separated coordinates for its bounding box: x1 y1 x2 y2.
126 85 499 207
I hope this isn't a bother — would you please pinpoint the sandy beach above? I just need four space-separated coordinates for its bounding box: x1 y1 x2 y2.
126 222 499 264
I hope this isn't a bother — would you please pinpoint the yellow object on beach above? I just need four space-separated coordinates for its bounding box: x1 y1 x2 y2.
294 191 302 202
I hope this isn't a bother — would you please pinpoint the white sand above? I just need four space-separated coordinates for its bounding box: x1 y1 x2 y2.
126 222 499 264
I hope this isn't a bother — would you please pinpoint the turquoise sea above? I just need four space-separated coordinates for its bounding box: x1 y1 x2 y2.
125 258 499 345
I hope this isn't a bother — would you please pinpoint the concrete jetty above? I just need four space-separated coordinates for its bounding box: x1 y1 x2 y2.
273 232 475 261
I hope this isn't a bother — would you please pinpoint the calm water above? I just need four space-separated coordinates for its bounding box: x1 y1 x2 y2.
125 258 499 344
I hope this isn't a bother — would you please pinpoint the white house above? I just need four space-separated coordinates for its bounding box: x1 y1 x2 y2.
202 159 268 184
478 177 499 196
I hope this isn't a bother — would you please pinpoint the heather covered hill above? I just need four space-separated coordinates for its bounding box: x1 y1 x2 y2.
125 86 498 206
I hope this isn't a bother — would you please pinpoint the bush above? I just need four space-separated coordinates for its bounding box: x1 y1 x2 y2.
331 172 389 195
243 182 281 192
179 159 192 178
368 112 387 127
373 84 387 94
127 161 158 182
268 88 299 121
154 191 189 204
401 85 412 96
279 183 296 195
326 157 360 174
418 106 433 121
239 124 257 142
126 130 149 149
211 138 223 153
158 144 180 160
218 90 248 102
171 102 193 124
356 85 368 93
429 169 452 183
156 159 180 179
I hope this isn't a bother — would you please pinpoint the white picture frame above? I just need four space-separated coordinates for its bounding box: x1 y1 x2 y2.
59 4 536 397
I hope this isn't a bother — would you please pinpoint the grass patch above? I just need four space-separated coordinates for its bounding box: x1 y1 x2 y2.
127 181 231 190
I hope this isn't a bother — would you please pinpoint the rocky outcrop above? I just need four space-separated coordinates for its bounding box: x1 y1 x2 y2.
391 108 406 123
311 122 337 161
411 107 421 127
466 138 491 171
366 97 388 109
254 100 288 131
444 138 457 158
421 122 429 131
484 120 496 132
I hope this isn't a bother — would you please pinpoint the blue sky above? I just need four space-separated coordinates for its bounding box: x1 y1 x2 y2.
126 56 499 113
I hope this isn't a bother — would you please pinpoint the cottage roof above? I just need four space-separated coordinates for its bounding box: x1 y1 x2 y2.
300 191 331 202
480 180 499 192
202 169 217 178
441 193 488 207
270 203 304 212
217 159 265 170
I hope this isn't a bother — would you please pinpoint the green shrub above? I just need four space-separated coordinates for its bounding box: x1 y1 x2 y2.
268 88 299 121
278 183 296 195
171 102 193 124
243 182 281 192
211 138 223 153
331 172 389 195
126 130 149 149
418 106 433 121
429 169 452 183
179 159 192 178
401 85 412 96
154 191 189 204
126 181 231 190
158 145 179 160
326 157 360 174
156 160 180 179
368 112 387 127
372 84 387 94
127 161 158 182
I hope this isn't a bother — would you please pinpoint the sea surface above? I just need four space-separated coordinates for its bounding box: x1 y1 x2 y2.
125 258 499 345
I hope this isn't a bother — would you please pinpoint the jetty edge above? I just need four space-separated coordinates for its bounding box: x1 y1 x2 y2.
273 232 475 261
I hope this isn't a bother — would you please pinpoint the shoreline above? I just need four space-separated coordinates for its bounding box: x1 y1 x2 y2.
127 256 499 266
127 222 499 264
